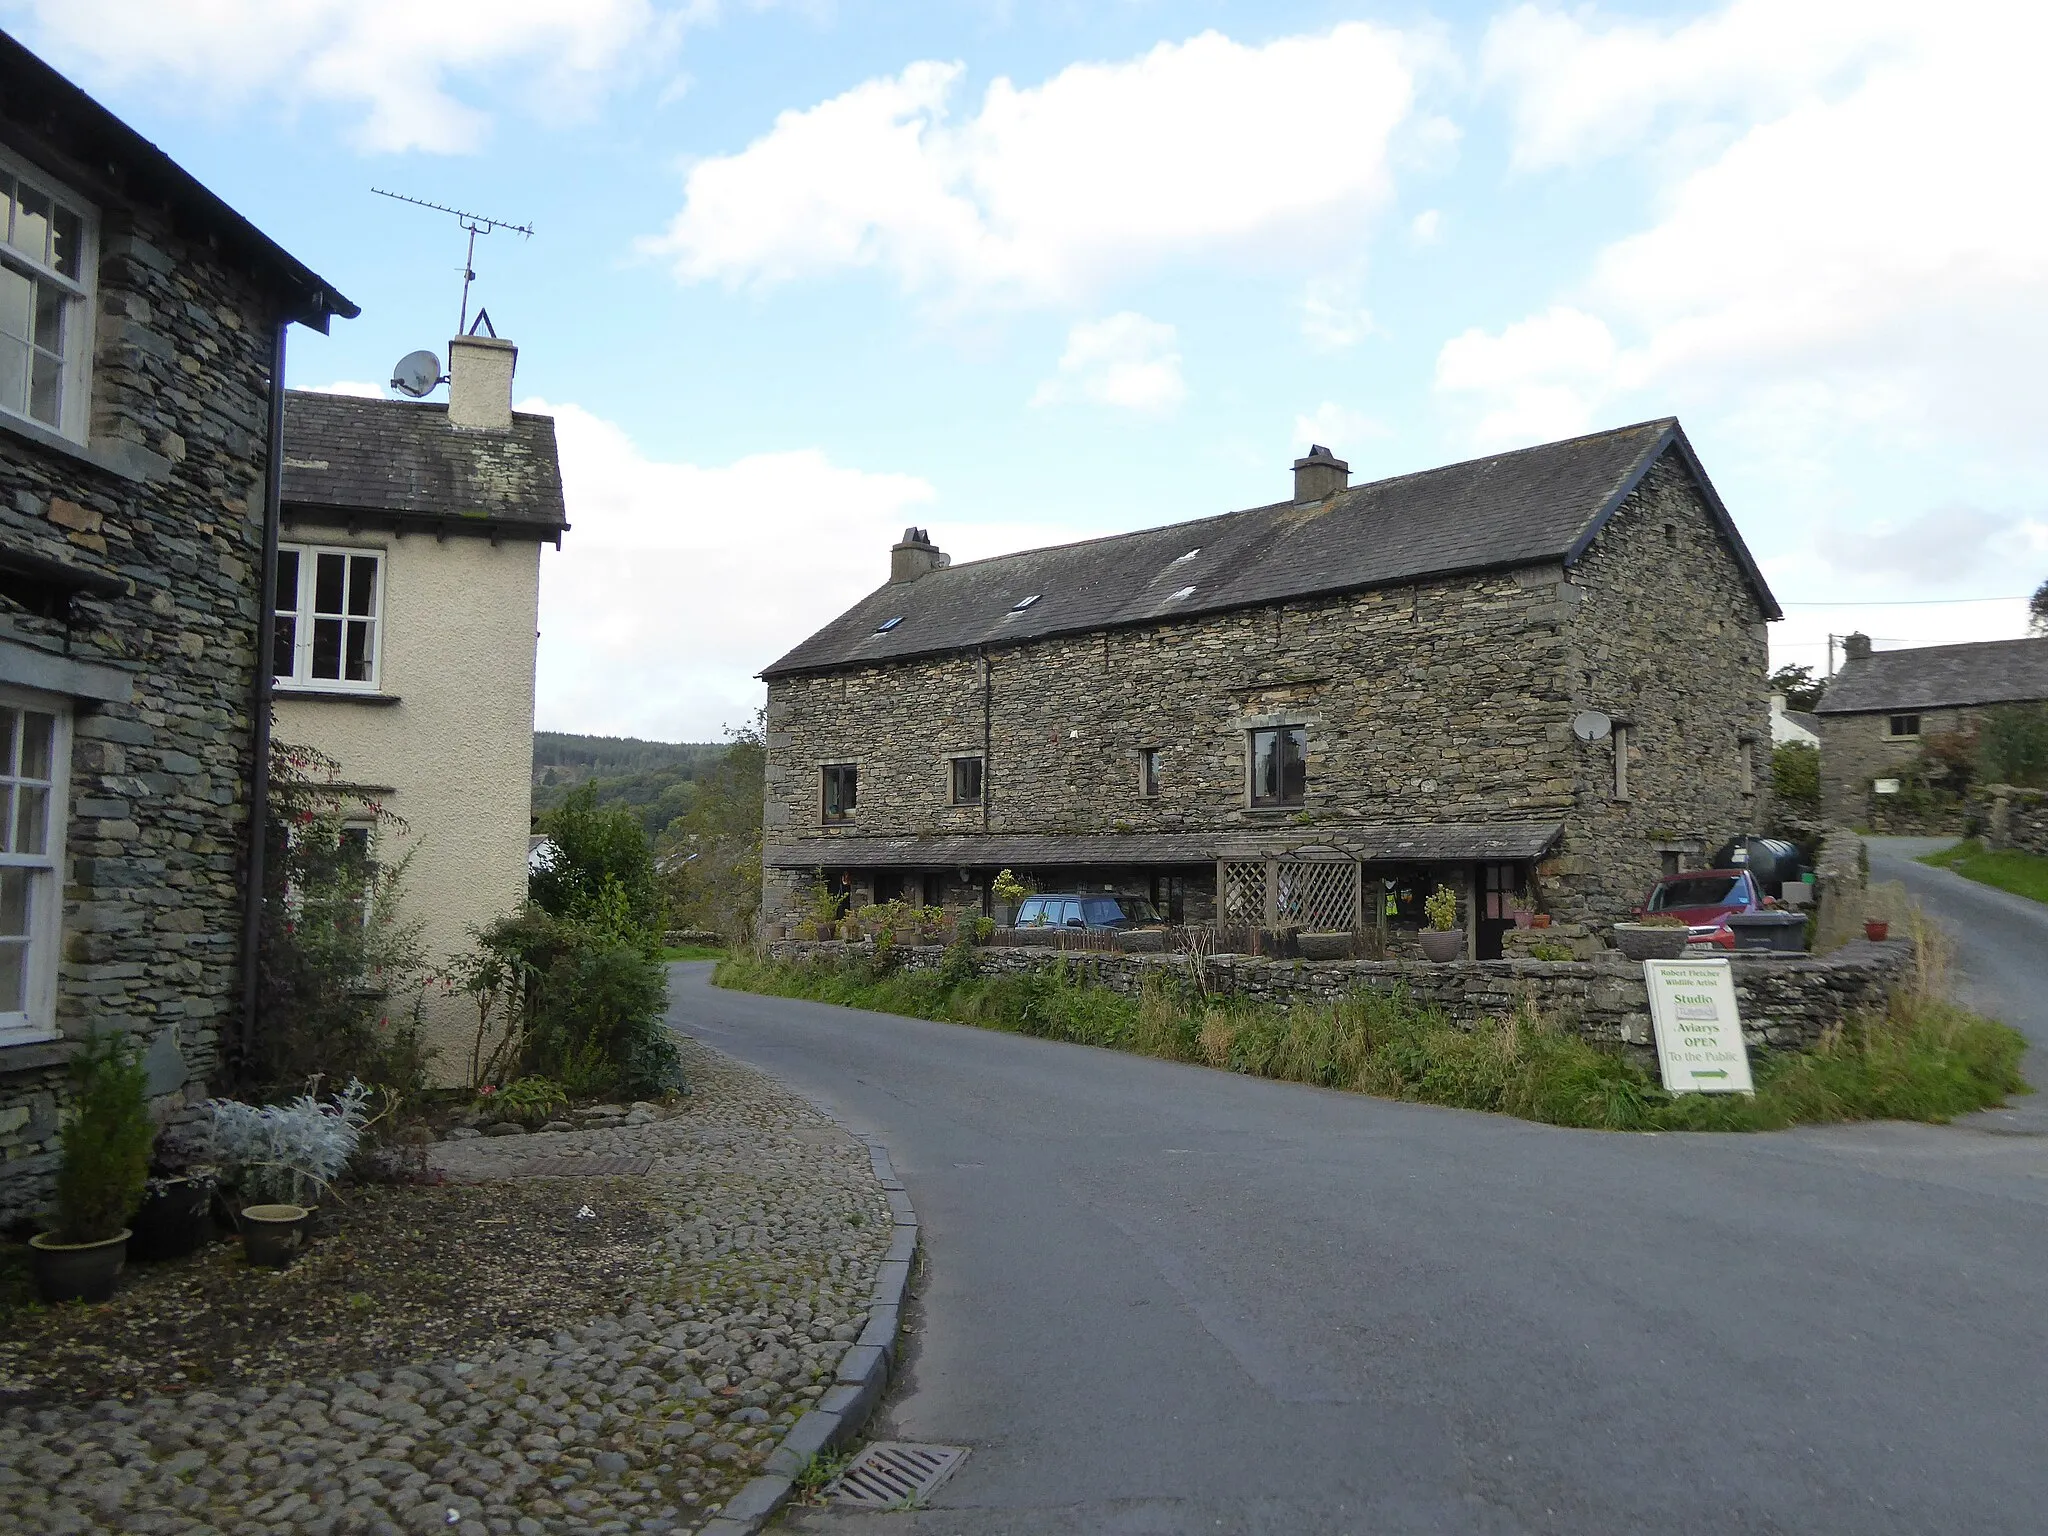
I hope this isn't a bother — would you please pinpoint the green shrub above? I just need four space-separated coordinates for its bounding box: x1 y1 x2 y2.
1525 941 1575 961
51 1033 155 1243
481 1076 569 1126
1771 741 1821 808
531 784 663 936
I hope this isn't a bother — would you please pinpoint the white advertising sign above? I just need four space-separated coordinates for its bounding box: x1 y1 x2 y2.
1643 957 1754 1094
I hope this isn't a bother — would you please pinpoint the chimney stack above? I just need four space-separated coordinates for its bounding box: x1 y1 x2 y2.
447 334 517 431
1292 444 1349 503
1842 632 1873 661
890 527 950 584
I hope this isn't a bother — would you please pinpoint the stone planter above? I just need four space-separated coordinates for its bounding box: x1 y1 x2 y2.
1612 924 1689 960
1297 931 1354 961
1417 928 1466 963
29 1229 130 1303
239 1204 311 1269
1115 929 1166 953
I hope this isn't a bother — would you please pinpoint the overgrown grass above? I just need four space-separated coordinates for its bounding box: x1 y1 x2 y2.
661 945 727 962
1918 839 2048 906
715 945 2027 1133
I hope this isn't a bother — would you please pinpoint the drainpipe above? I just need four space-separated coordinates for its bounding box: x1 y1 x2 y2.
980 648 992 832
238 318 288 1076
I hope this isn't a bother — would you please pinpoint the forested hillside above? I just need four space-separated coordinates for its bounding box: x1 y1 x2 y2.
532 732 725 836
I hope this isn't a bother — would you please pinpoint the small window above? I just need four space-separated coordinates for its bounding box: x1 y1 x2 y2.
0 149 95 441
875 616 903 633
1250 726 1306 807
1886 714 1921 739
1172 548 1201 563
274 544 384 691
1612 723 1631 800
951 755 983 805
1010 594 1040 612
822 763 858 822
0 691 69 1044
1169 585 1196 601
1138 747 1160 798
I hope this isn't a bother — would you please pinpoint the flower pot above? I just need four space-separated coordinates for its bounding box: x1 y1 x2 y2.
130 1177 217 1262
1417 928 1466 963
239 1204 310 1269
1297 931 1353 961
29 1229 131 1303
1612 924 1689 961
1530 913 1552 930
1864 919 1890 942
1512 910 1533 929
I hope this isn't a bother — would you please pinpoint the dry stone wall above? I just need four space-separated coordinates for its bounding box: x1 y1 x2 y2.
1986 786 2048 857
0 191 280 1224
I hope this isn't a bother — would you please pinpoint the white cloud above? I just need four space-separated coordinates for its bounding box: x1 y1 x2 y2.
528 399 1083 738
1409 209 1441 244
10 0 692 152
1290 403 1389 458
1030 313 1185 414
1443 1 2048 458
1300 277 1375 352
646 24 1424 303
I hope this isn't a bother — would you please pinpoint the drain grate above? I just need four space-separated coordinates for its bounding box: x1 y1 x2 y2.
824 1441 969 1509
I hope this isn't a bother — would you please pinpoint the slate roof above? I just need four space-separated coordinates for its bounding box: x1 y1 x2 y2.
1 32 354 329
762 417 1777 678
1814 637 2048 715
281 392 568 537
766 822 1564 869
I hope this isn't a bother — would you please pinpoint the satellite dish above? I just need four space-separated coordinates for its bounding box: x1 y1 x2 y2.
1572 710 1613 742
389 349 443 398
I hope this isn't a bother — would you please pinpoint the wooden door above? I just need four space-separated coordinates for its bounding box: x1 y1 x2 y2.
1477 862 1519 960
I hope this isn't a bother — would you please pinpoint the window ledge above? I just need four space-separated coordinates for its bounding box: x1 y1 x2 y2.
0 412 171 486
0 1033 72 1072
274 687 401 706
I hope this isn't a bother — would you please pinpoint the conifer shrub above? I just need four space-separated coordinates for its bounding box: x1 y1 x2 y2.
51 1033 154 1244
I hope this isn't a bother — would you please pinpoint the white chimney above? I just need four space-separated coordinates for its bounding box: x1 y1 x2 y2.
447 334 517 431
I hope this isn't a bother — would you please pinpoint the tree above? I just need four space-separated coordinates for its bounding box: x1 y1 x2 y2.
2030 577 2048 636
530 782 662 937
1767 663 1824 712
655 714 766 942
1771 742 1821 809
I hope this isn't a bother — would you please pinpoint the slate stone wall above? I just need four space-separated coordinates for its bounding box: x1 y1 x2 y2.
0 187 281 1224
765 447 1772 932
1817 707 1972 831
765 937 1913 1064
1986 786 2048 857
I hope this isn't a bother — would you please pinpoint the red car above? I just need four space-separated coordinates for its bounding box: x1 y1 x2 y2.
1636 869 1767 949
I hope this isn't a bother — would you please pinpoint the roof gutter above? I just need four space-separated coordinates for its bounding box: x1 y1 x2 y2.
237 317 287 1078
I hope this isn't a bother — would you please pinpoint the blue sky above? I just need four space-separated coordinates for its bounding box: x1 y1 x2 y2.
9 0 2043 739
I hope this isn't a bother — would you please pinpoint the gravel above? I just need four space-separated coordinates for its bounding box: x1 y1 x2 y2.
0 1033 891 1535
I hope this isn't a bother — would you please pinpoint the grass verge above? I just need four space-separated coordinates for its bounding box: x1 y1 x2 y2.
1918 839 2048 906
714 943 2026 1133
661 944 727 962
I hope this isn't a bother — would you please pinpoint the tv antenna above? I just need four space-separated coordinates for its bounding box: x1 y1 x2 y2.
370 188 534 336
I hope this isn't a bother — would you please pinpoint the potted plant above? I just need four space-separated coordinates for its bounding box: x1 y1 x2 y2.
1530 913 1553 929
209 1079 372 1269
1612 913 1690 960
991 869 1032 927
30 1032 155 1303
129 1164 220 1263
1864 918 1890 942
1418 886 1465 962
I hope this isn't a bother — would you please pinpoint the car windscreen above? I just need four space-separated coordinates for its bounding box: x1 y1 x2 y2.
1649 876 1741 910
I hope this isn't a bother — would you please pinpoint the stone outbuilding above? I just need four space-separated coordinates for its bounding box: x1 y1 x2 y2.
759 419 1781 954
1813 632 2048 830
0 34 355 1221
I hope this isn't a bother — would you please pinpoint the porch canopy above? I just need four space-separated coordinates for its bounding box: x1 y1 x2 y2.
765 822 1563 870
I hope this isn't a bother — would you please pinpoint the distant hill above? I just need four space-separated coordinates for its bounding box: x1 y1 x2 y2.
533 732 727 836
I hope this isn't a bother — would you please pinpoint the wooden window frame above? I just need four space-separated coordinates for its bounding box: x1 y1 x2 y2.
1138 747 1161 799
0 144 97 444
1248 725 1307 808
0 687 71 1047
821 763 858 824
274 543 387 693
1885 713 1922 740
949 754 983 806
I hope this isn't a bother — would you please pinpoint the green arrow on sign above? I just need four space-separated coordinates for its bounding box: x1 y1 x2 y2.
1692 1069 1728 1079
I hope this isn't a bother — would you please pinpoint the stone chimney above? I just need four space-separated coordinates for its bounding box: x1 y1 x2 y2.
1842 632 1873 661
890 527 950 584
1292 444 1349 503
447 334 517 431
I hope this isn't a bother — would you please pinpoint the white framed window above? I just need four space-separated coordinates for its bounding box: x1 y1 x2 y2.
273 544 385 691
0 689 71 1046
0 146 95 443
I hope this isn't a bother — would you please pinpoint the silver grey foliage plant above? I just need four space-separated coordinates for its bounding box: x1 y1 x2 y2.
207 1078 373 1205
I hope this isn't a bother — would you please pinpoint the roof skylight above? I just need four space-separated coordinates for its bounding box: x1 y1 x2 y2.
1169 585 1196 601
1172 548 1201 563
1010 594 1041 611
875 616 903 633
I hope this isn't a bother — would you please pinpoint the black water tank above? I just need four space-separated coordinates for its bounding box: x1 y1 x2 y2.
1709 836 1805 895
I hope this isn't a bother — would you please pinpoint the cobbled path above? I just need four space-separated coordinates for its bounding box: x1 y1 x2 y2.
0 1034 891 1535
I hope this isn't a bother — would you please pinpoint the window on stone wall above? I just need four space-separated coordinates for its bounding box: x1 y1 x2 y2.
1612 724 1631 800
0 147 96 443
1250 726 1306 807
950 755 982 805
274 544 385 691
1886 714 1921 739
822 763 858 823
1138 747 1160 798
0 690 70 1046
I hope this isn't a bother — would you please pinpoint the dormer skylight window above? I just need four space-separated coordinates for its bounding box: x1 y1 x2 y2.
875 616 903 633
1010 594 1041 612
1169 585 1196 601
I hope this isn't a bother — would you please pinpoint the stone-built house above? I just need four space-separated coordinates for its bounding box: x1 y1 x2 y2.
277 336 567 1082
1813 632 2048 829
760 419 1780 956
0 33 354 1221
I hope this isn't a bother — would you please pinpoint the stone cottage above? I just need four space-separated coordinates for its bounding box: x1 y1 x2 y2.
1814 632 2048 830
759 419 1780 955
277 338 568 1082
0 33 355 1221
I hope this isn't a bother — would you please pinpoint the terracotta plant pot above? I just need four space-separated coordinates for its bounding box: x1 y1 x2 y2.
29 1229 130 1303
240 1204 310 1269
1530 913 1553 930
1864 919 1890 942
1417 928 1466 963
1612 923 1689 961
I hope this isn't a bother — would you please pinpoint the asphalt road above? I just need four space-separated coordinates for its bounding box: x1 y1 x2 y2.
668 922 2048 1535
